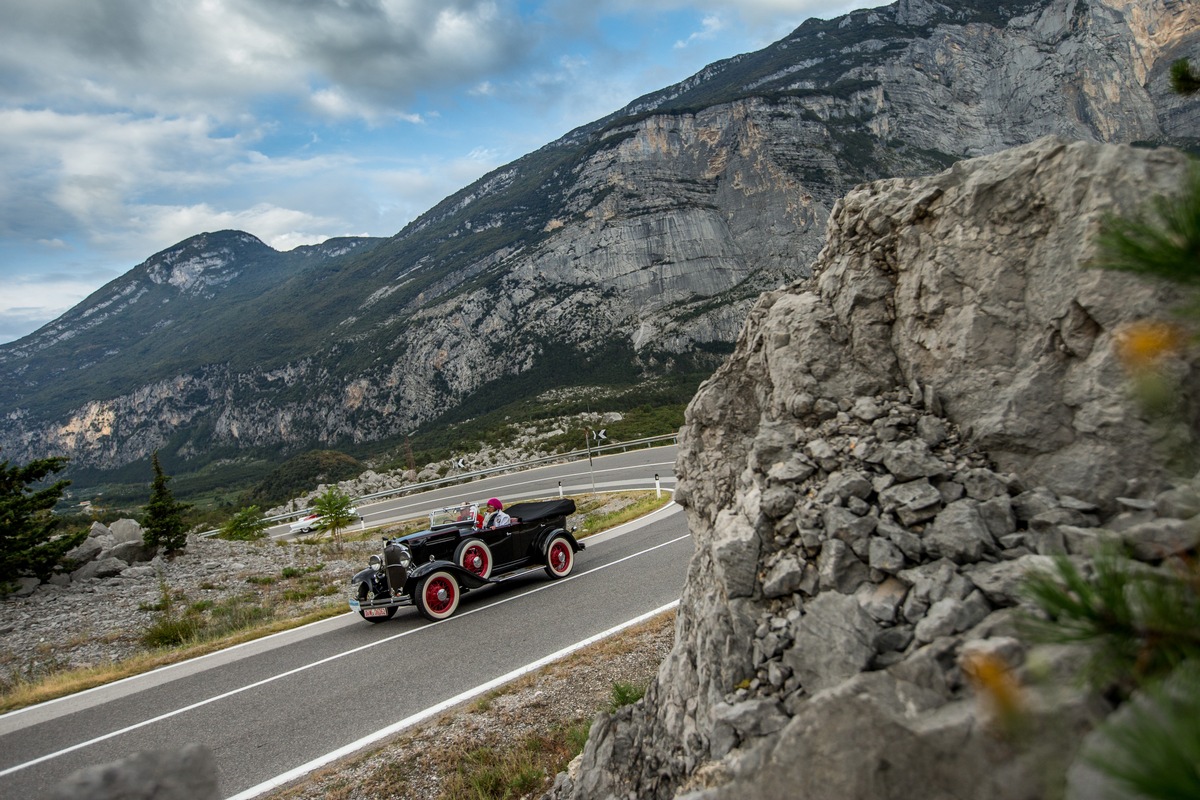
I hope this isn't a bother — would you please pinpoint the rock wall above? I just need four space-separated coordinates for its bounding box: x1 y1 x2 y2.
549 137 1200 799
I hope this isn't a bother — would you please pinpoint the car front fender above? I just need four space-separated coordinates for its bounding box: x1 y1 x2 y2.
404 560 491 595
350 566 391 597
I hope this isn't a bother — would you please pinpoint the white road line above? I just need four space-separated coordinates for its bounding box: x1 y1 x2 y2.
0 533 692 780
226 599 680 800
3 501 680 731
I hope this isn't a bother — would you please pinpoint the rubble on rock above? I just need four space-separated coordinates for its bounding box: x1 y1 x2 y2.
548 137 1200 800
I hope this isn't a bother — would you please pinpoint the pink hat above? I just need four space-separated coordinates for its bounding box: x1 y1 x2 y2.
487 498 503 510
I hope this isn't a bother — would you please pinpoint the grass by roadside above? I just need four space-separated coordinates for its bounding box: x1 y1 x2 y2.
570 491 674 538
0 491 673 714
0 604 349 714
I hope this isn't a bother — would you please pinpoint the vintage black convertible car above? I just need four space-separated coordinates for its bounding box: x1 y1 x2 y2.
348 498 583 622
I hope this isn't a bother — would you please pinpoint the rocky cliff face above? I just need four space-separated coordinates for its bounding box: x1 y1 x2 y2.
0 0 1195 478
548 138 1200 798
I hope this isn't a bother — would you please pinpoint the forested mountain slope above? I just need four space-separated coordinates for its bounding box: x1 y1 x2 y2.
0 0 1194 483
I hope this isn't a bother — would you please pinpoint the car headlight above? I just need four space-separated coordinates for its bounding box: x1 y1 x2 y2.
369 555 383 572
395 545 412 568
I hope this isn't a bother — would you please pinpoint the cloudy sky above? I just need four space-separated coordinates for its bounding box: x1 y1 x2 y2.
0 0 880 344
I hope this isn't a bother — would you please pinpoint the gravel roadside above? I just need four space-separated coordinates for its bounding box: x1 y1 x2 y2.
265 610 675 800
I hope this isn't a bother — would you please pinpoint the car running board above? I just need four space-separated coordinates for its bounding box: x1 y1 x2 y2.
489 564 552 583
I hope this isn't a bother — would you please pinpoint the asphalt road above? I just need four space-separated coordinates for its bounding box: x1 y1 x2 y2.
0 447 689 798
274 444 679 538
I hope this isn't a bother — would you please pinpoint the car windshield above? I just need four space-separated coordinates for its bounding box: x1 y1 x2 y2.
429 503 478 528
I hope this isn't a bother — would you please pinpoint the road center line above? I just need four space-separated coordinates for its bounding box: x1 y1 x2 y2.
226 598 681 800
0 533 692 780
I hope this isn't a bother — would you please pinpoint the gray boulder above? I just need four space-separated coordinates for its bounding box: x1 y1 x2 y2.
48 743 218 800
878 478 942 525
692 671 1106 800
924 500 996 564
71 557 129 582
64 537 104 567
1119 517 1200 562
782 592 878 695
108 518 146 544
108 540 156 565
9 576 41 597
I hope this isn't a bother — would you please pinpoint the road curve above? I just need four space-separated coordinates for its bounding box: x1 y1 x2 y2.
0 447 688 798
273 445 678 538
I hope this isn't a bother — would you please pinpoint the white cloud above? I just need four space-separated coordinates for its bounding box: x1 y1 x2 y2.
674 14 725 49
103 202 343 256
0 0 537 123
0 0 886 345
0 271 123 343
308 88 427 125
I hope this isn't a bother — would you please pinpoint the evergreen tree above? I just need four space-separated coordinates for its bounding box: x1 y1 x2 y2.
1091 162 1200 288
0 454 83 594
1023 552 1200 800
142 452 191 553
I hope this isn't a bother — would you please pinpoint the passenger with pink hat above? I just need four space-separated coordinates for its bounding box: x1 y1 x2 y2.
482 497 511 528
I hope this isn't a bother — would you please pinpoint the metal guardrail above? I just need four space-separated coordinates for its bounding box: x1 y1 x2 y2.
198 433 678 538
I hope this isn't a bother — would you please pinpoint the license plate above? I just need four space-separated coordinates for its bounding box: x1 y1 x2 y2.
363 607 389 618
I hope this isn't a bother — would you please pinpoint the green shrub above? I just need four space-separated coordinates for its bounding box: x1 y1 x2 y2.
208 600 273 636
609 681 646 712
142 615 202 648
219 505 270 541
1170 58 1200 95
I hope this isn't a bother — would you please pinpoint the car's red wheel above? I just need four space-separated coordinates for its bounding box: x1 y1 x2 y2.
454 538 493 579
416 570 460 621
544 535 574 579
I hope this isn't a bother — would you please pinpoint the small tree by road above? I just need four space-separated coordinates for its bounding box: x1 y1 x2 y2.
220 505 270 541
311 487 357 552
142 452 191 554
0 454 83 594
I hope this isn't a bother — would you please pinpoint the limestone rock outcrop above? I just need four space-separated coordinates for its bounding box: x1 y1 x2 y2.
548 138 1200 798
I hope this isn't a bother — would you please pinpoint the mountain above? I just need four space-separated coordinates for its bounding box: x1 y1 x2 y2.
0 0 1196 486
